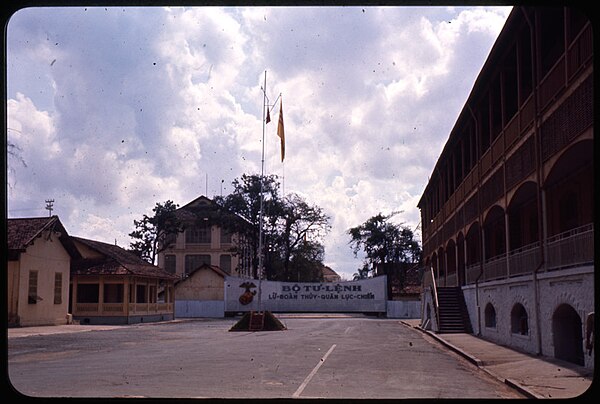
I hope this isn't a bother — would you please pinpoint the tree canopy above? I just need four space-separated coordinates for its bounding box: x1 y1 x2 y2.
214 174 331 281
129 200 183 265
348 212 421 279
129 175 332 281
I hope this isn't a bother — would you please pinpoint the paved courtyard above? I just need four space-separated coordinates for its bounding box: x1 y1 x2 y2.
8 315 523 399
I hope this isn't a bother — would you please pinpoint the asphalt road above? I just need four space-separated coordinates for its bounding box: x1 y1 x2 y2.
7 315 523 399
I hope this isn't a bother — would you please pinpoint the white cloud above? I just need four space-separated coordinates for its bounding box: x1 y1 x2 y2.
6 6 512 279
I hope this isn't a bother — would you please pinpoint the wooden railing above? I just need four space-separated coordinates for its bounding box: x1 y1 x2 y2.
74 302 173 316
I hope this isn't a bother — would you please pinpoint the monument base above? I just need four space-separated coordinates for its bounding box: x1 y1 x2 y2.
229 311 286 332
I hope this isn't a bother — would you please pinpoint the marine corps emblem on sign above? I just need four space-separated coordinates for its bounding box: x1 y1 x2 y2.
239 282 257 305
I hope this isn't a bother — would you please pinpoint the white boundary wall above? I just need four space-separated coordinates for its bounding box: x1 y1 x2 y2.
175 300 224 318
225 276 387 313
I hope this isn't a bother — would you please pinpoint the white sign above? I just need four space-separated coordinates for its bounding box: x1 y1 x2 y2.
224 276 387 313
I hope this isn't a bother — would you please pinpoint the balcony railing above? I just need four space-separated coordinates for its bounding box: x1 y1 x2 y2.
547 224 594 271
483 254 508 281
465 263 481 284
461 224 594 285
508 241 541 277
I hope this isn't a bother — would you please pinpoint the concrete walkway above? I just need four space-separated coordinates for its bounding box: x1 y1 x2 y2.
402 319 594 399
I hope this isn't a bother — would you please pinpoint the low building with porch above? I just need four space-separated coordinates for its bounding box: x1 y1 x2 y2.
70 237 178 325
7 216 81 327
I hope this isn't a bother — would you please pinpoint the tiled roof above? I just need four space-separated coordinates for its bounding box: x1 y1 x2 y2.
8 216 57 250
72 237 178 280
174 263 227 286
321 265 340 277
7 216 81 259
174 195 252 226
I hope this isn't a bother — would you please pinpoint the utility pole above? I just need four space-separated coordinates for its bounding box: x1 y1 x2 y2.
45 199 55 217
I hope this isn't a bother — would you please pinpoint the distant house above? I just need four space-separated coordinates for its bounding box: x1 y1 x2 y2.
70 237 178 325
7 216 81 327
169 263 227 318
157 195 253 279
321 266 341 282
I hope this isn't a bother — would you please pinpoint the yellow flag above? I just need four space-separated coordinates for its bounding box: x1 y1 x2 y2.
277 98 285 162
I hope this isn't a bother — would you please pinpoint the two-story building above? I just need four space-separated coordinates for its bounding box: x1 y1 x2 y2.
418 6 593 369
157 195 253 279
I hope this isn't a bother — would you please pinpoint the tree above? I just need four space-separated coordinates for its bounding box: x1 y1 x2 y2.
273 193 330 282
129 200 183 264
348 212 421 279
215 175 330 282
214 174 284 279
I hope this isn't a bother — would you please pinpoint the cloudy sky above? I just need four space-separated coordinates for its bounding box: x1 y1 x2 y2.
6 5 512 280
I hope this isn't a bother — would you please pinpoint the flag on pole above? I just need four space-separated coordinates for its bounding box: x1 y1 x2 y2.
277 98 285 162
265 107 271 124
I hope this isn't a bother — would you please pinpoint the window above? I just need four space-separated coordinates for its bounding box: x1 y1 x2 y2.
485 303 497 328
149 285 157 303
164 254 176 274
511 303 529 335
185 225 211 244
220 254 232 273
54 273 62 304
136 284 147 303
77 284 99 303
185 254 211 275
162 232 177 249
104 284 124 303
28 270 39 304
220 228 233 244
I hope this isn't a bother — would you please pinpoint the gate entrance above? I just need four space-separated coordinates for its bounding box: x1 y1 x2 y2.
224 276 387 314
552 304 584 366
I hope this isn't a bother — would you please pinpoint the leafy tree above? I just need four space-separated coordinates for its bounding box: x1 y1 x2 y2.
273 193 330 282
288 240 326 282
129 200 183 264
348 211 421 279
214 174 284 279
215 175 330 282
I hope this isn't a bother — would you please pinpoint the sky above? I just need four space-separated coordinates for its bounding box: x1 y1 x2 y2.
6 5 512 280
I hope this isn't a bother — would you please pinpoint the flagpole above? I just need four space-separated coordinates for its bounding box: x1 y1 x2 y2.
257 70 267 313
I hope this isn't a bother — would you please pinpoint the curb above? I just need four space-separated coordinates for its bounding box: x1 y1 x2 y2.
400 321 539 399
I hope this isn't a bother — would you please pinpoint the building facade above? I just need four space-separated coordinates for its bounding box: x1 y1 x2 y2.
157 195 253 279
70 237 178 325
418 7 593 368
7 217 81 327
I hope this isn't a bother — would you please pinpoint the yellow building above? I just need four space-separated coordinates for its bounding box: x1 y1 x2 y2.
7 216 81 327
70 237 178 325
157 195 253 279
